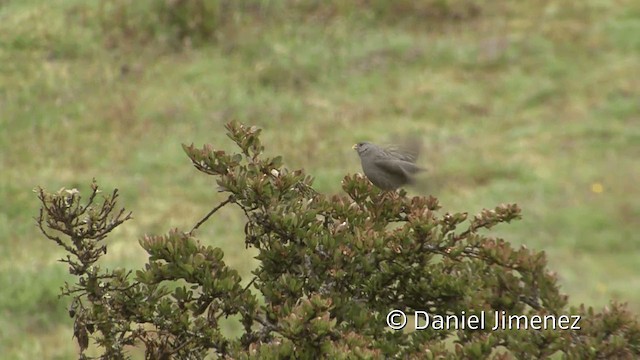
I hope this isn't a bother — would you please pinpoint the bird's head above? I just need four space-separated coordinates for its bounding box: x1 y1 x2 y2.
352 142 374 157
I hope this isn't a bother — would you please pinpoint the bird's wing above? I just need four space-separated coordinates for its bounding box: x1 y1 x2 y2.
384 136 422 162
374 159 423 177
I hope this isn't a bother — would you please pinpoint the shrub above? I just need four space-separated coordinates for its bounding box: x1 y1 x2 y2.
36 122 640 358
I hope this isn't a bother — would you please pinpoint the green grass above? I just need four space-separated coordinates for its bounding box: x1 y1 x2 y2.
1 0 639 357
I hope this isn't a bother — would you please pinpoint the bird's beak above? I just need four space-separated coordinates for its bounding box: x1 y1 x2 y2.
352 144 357 150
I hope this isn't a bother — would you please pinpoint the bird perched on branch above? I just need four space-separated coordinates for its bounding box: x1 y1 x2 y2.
352 139 424 191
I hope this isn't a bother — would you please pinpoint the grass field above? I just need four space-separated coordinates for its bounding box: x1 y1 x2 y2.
1 0 639 358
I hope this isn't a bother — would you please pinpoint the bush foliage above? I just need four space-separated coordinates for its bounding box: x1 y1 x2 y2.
36 122 639 359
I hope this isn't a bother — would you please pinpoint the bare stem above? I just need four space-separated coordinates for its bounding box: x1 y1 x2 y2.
190 196 233 234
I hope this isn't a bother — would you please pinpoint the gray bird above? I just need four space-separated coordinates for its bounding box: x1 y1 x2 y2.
352 141 424 190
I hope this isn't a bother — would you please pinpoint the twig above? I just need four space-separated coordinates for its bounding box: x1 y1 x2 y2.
190 196 233 234
243 277 257 293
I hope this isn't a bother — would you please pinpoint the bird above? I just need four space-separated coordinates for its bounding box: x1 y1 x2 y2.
352 140 424 190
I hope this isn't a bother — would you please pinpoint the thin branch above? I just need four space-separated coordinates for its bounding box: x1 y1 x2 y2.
243 277 257 293
190 196 233 234
168 338 193 356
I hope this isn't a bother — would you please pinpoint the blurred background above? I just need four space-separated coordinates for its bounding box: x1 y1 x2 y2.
1 0 638 358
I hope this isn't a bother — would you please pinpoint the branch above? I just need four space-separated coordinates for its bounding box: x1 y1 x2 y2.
190 195 234 234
